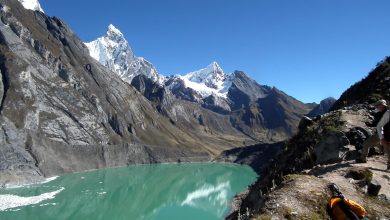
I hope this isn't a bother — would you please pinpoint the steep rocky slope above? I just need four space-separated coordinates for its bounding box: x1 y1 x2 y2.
228 105 390 219
332 56 390 110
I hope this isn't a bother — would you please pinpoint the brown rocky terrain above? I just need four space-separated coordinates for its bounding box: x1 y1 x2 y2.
228 105 390 220
251 155 390 220
226 52 390 220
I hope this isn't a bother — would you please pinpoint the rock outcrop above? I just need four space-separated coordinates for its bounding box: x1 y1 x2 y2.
214 142 284 174
313 130 350 164
306 97 336 118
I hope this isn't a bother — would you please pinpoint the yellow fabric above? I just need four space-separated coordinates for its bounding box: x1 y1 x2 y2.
329 197 367 220
330 198 348 220
344 199 367 217
330 197 343 208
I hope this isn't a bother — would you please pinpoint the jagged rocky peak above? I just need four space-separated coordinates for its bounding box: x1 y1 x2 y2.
106 24 124 41
85 24 134 73
179 61 233 98
187 61 225 84
85 24 163 85
18 0 44 12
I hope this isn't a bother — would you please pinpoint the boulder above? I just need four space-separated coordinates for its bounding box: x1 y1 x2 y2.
298 116 314 131
345 167 373 187
314 131 350 164
367 180 382 196
345 127 370 151
346 167 373 182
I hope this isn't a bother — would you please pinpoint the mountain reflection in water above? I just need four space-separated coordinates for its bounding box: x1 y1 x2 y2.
0 163 257 220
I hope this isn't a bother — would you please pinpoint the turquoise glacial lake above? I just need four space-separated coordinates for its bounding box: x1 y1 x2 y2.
0 163 257 220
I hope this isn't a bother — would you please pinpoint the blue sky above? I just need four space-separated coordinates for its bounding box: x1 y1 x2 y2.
39 0 390 103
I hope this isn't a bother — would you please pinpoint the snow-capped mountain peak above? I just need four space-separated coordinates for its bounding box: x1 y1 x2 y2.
85 24 164 85
18 0 44 12
208 61 223 73
186 61 225 84
180 62 233 98
106 24 125 42
108 24 122 35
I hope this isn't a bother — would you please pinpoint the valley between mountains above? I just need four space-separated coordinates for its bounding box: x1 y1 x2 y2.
1 1 390 219
0 0 334 187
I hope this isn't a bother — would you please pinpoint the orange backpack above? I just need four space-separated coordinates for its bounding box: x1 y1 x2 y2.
327 183 367 220
328 197 367 220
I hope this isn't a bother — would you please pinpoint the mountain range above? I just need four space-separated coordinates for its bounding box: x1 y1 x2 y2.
85 24 319 142
0 0 332 186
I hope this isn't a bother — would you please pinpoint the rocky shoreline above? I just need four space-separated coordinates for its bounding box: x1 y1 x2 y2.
3 138 279 189
1 135 210 188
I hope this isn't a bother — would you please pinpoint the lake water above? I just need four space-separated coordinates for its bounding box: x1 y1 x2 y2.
0 163 257 220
